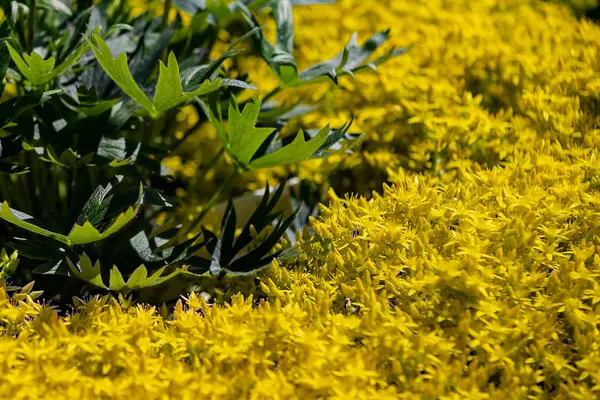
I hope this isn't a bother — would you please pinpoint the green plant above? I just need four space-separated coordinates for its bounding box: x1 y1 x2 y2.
0 0 405 303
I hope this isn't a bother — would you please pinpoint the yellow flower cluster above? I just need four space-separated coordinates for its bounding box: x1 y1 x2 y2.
3 150 600 397
2 0 600 398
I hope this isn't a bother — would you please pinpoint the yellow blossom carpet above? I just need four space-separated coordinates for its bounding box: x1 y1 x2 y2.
2 0 600 398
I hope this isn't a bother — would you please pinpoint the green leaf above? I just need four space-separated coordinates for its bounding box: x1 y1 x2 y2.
173 0 207 14
309 120 361 159
66 253 106 288
0 163 29 174
204 96 343 169
52 40 91 77
37 0 73 16
63 98 120 117
7 42 55 85
108 265 127 291
192 181 301 277
67 183 144 245
143 267 182 288
196 96 228 145
250 126 328 169
259 101 317 122
1 90 64 130
125 264 148 288
86 33 156 116
236 0 297 83
182 27 262 90
296 29 410 86
228 97 275 165
154 52 223 113
65 253 184 292
88 34 223 117
0 202 70 244
0 37 10 98
6 39 90 86
245 0 334 9
57 7 92 63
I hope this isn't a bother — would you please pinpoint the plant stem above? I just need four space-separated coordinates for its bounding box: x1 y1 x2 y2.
161 0 172 29
147 115 164 145
263 86 282 103
27 0 36 52
202 147 225 172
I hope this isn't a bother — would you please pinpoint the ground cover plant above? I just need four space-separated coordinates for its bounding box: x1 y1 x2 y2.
1 0 600 398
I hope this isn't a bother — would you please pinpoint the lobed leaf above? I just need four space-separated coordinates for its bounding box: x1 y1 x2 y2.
154 52 223 113
204 96 350 170
67 183 144 245
66 254 183 292
227 97 275 165
66 253 105 288
296 30 410 86
88 34 223 117
86 33 156 115
6 38 91 86
249 126 329 169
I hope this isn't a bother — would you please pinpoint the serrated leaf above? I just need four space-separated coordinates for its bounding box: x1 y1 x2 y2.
51 39 92 77
88 34 223 117
228 97 275 165
86 33 156 115
154 52 223 113
6 38 90 87
125 264 148 288
204 96 342 169
64 252 184 292
296 29 409 86
249 125 329 169
67 183 144 245
66 253 106 288
109 265 126 291
7 42 55 85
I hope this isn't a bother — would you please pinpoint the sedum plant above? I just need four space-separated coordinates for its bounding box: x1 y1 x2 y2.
0 0 405 303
